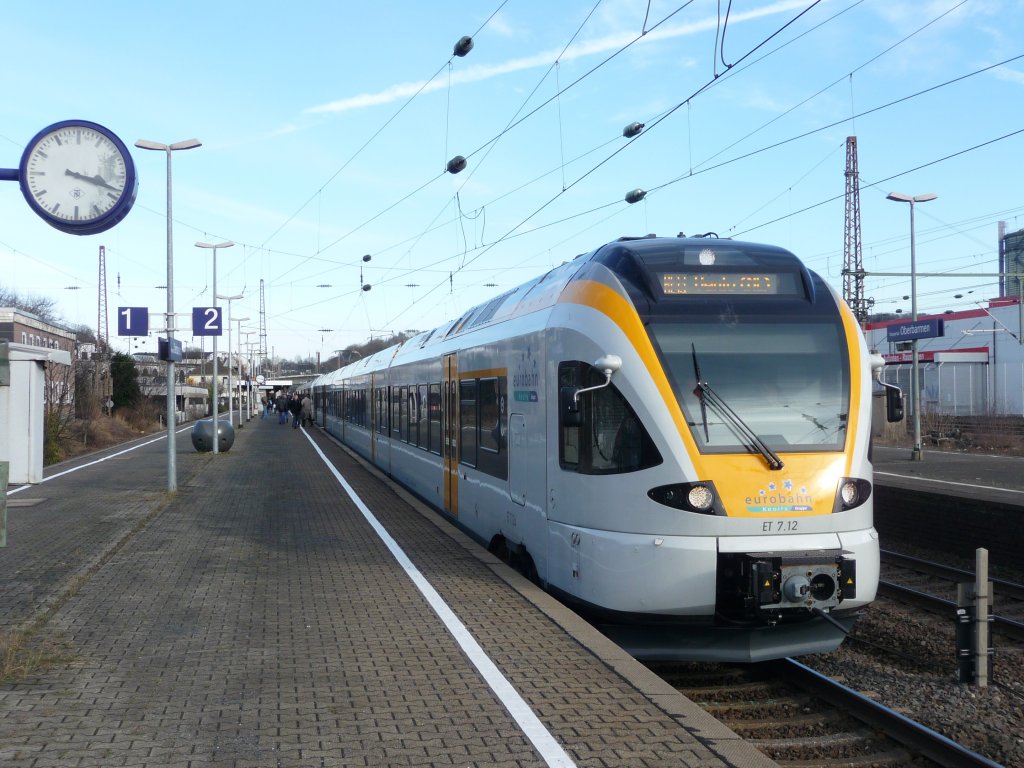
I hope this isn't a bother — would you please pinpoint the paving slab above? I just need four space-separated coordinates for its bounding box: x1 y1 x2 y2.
1 416 773 767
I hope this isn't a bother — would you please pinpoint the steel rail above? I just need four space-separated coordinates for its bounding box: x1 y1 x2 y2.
770 658 1004 768
882 549 1024 602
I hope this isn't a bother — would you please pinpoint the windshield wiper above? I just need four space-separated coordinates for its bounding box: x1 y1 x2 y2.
690 344 710 442
691 344 784 471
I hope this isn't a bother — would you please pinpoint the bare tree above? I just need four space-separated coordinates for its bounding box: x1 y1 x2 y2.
43 360 76 464
0 283 60 323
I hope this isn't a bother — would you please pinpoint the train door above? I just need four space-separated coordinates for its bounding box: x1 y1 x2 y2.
443 353 459 517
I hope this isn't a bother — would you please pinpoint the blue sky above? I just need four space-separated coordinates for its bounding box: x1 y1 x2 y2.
2 0 1022 363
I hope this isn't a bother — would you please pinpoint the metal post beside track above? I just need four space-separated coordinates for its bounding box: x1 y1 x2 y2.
956 548 993 686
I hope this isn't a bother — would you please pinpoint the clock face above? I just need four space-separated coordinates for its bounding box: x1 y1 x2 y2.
19 120 138 235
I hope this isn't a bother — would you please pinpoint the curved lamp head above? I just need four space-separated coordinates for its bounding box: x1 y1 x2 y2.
594 354 623 377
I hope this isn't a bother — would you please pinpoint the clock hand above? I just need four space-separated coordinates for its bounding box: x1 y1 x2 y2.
65 169 119 191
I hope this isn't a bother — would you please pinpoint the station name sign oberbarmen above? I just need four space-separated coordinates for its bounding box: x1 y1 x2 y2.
885 318 945 342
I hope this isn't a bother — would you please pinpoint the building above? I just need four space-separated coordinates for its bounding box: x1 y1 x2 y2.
0 307 77 413
0 307 76 356
133 353 208 422
1000 224 1024 300
865 297 1024 416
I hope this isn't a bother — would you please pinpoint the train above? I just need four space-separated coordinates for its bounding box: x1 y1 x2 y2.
309 234 891 662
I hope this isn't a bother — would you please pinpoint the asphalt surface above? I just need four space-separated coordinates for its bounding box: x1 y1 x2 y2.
873 444 1024 506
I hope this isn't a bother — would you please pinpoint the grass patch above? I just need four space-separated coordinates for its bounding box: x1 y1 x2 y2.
59 413 162 463
0 627 75 683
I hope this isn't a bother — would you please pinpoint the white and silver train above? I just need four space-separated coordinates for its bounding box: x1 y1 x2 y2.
310 235 887 662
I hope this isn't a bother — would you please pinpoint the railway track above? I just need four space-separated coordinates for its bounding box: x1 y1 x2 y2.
880 550 1024 642
650 658 1002 767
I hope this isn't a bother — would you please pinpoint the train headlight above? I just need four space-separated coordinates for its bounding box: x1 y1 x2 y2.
834 478 872 512
648 481 723 515
687 485 714 511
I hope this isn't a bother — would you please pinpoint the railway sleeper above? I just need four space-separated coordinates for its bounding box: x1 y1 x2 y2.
761 741 912 767
698 699 810 719
673 680 780 700
729 711 854 737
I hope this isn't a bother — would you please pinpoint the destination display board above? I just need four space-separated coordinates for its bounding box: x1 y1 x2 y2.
658 271 802 296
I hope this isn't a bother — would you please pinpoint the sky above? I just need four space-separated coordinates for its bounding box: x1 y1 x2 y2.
2 0 1023 365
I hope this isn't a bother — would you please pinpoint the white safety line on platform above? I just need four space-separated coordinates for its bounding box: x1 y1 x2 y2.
301 428 577 768
6 426 190 496
875 471 1024 496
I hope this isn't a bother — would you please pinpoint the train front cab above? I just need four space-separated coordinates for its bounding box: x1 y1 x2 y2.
549 237 880 661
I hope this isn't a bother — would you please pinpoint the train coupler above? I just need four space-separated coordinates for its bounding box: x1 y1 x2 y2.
716 550 856 623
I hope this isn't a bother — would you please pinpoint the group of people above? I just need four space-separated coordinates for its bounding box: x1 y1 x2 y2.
260 391 312 429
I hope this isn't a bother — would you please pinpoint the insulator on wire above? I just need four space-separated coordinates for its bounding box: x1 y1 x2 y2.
625 188 647 204
622 122 644 138
362 254 371 262
447 155 467 174
453 36 474 57
362 284 372 292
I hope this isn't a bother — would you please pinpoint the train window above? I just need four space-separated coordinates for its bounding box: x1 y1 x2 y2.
416 384 428 449
459 379 477 467
407 387 419 446
428 383 442 454
479 378 500 454
477 377 508 479
375 387 387 434
653 319 850 452
392 387 402 438
558 361 661 474
397 386 408 441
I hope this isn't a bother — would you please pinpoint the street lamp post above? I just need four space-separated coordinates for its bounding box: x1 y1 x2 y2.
136 138 202 491
196 241 233 453
886 191 938 462
216 294 244 429
239 330 256 421
230 316 250 428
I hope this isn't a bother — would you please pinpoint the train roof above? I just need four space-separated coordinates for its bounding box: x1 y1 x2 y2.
311 235 813 386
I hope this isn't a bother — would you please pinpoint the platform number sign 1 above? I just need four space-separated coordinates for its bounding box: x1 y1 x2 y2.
117 307 148 337
192 307 222 336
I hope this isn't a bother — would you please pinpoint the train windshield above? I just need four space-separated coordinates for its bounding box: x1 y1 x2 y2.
651 319 850 453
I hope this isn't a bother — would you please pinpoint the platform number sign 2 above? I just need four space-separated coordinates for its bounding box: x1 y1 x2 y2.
117 307 149 337
192 307 222 336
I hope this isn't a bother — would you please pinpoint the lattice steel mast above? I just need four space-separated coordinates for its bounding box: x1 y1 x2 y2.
843 136 868 323
96 245 112 402
258 278 267 377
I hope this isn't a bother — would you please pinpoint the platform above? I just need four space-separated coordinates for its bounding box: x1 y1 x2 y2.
0 415 773 767
873 444 1024 505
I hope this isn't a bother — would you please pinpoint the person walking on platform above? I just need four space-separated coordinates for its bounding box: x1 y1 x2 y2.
260 395 269 419
301 394 313 428
289 393 302 429
277 393 290 425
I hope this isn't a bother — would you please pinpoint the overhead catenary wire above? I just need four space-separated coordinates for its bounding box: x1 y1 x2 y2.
14 1 1015 354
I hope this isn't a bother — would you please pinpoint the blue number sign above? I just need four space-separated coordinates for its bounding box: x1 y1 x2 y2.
192 307 223 336
117 307 148 337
